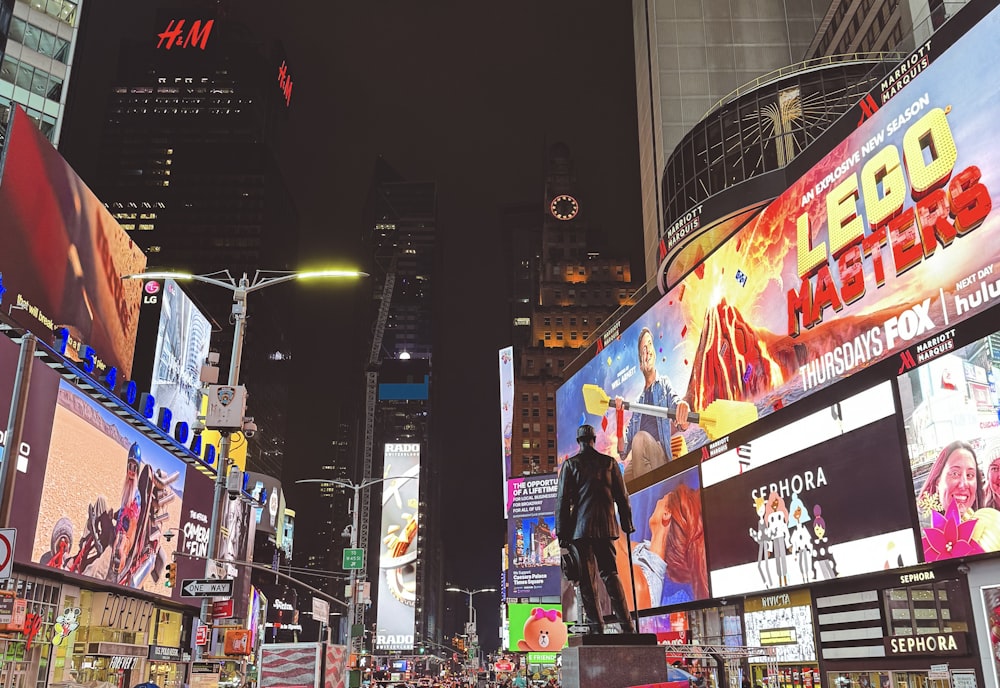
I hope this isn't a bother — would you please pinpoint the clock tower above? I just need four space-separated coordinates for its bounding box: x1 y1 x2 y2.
500 142 636 478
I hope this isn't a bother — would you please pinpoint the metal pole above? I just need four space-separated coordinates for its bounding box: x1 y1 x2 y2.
199 275 250 651
0 333 35 527
347 485 360 646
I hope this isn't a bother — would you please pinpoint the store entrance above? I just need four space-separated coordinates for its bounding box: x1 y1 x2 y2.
0 662 30 688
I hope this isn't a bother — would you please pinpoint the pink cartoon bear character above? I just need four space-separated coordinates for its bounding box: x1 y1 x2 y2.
517 607 567 651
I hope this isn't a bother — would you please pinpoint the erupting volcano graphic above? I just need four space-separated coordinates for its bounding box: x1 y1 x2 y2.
687 298 786 410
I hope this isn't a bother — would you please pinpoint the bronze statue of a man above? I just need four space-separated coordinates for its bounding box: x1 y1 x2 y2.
556 424 635 633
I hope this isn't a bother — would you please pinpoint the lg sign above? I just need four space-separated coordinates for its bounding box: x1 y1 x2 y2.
144 280 160 305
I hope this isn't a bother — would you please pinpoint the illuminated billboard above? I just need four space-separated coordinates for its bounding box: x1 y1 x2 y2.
144 278 213 433
742 590 817 664
0 334 61 559
30 380 197 599
247 471 284 537
557 3 1000 480
702 382 918 597
898 328 1000 561
615 466 708 610
375 443 421 651
506 602 567 652
499 346 514 514
507 474 560 597
0 106 147 377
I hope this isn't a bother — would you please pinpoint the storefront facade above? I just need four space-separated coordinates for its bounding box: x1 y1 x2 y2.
743 589 820 688
0 573 63 688
813 564 983 688
43 585 190 688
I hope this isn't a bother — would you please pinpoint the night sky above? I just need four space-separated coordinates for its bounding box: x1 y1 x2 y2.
59 1 644 650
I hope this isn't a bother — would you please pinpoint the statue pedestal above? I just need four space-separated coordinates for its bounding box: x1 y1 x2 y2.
561 634 666 688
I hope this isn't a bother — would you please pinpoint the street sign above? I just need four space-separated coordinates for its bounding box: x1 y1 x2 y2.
0 529 15 580
212 599 234 619
567 624 592 635
195 625 209 645
343 548 364 570
181 579 234 598
312 597 330 622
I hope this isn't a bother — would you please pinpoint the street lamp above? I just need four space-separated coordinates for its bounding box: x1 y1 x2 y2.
446 586 496 670
297 474 416 646
123 268 367 641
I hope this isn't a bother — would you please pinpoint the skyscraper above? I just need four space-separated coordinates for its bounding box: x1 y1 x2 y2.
362 157 444 650
64 7 298 478
505 142 638 477
0 0 77 146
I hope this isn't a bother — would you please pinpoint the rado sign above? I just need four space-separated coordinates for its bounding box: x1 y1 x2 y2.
885 632 967 656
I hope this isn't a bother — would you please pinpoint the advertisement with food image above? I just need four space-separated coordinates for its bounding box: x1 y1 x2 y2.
703 410 918 598
31 380 186 597
557 2 1000 484
374 443 421 651
898 326 1000 561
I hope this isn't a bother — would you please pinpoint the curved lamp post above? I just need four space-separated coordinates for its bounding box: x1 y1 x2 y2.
123 268 367 646
446 586 497 670
297 475 416 645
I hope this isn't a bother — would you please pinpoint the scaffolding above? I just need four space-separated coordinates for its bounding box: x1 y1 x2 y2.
662 644 778 688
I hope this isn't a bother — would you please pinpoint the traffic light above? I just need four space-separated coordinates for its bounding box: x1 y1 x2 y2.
165 562 177 588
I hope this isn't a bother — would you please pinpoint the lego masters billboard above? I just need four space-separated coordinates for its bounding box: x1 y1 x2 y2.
558 3 1000 480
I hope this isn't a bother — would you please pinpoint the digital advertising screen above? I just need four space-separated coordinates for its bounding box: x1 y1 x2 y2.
0 106 147 377
742 590 817 664
175 464 214 606
557 3 1000 482
616 466 708 610
247 471 284 537
214 495 256 619
375 443 421 651
499 346 514 514
147 278 213 433
507 474 560 598
30 380 194 599
898 327 1000 561
0 334 61 560
506 602 567 652
703 385 918 597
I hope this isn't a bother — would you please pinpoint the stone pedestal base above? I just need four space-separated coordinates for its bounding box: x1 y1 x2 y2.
561 635 666 688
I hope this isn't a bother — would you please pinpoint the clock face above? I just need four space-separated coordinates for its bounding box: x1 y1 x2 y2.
550 194 579 221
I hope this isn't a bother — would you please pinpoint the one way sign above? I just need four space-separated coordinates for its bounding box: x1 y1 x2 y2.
181 578 234 598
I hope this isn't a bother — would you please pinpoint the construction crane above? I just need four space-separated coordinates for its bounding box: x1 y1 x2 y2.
353 250 397 653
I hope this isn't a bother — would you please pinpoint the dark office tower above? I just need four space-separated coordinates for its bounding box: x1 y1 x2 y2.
82 9 298 476
361 157 444 650
295 420 355 597
501 201 543 351
507 143 638 477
